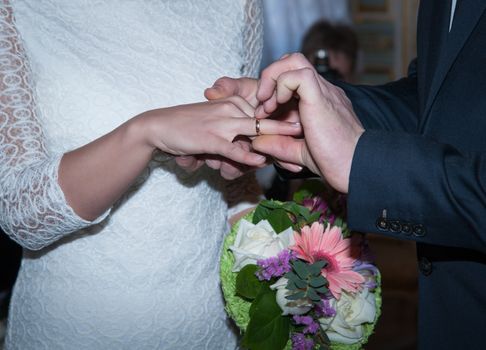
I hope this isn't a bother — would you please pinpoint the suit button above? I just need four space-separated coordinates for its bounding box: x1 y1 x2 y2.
401 222 412 235
389 220 401 232
419 257 433 276
376 218 389 231
413 224 426 237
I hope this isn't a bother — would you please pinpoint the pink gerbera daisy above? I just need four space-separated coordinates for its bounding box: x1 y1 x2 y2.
290 222 365 299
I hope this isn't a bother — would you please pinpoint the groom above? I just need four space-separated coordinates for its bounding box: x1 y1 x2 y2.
180 0 486 349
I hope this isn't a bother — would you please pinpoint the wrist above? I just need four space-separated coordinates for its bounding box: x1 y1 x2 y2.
126 112 160 154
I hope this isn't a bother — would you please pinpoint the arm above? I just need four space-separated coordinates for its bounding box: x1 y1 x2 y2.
0 1 107 250
348 129 486 254
334 60 419 133
335 59 419 133
254 53 486 254
0 2 298 250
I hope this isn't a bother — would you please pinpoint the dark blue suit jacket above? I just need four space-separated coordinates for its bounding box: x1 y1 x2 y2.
342 0 486 348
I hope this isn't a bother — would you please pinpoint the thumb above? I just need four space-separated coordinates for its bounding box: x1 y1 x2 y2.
205 77 259 106
252 135 305 167
253 135 321 176
205 76 239 100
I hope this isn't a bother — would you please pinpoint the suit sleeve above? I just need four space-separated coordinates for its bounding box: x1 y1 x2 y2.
335 59 419 133
342 60 486 254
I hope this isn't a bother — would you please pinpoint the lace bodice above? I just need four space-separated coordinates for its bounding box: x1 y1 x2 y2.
2 0 263 349
0 0 262 251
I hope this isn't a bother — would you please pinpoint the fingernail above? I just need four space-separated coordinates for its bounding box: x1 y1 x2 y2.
254 154 266 162
291 122 301 127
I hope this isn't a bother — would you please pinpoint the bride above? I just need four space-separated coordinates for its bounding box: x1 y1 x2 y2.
0 1 299 348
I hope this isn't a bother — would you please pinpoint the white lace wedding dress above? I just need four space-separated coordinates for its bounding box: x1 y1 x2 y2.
0 1 262 349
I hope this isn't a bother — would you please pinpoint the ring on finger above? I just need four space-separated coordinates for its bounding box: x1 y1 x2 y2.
255 118 261 136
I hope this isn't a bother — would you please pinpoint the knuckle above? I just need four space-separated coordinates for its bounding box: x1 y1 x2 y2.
300 67 315 78
291 52 309 66
220 100 236 113
260 68 272 80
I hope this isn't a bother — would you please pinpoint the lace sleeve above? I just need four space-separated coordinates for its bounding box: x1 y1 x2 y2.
0 1 108 251
241 0 263 78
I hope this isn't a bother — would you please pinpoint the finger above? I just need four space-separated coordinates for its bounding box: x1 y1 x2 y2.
175 156 205 172
256 118 302 136
252 135 306 166
205 158 222 170
262 90 278 116
235 118 302 137
223 95 255 118
254 104 271 119
219 139 253 179
210 137 267 166
275 160 304 173
257 53 314 102
276 68 323 104
205 77 259 107
220 161 246 180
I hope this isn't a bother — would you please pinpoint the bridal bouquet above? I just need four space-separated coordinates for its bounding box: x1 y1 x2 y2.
220 181 381 350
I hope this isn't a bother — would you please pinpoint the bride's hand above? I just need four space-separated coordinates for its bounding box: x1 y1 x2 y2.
139 96 301 167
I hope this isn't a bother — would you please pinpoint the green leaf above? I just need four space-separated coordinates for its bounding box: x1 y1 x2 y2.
259 200 284 209
252 205 273 224
293 179 326 203
292 188 313 204
285 272 300 283
281 202 308 217
294 278 308 289
307 288 321 302
243 290 290 350
308 260 327 275
315 285 329 294
334 217 344 228
307 212 322 223
267 208 293 234
236 264 261 300
286 290 306 300
286 280 298 291
292 260 309 279
309 275 327 288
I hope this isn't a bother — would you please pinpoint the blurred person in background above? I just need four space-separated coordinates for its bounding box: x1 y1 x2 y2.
301 20 359 83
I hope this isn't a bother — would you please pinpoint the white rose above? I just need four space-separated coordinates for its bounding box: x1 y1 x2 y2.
270 277 312 316
319 288 376 344
229 219 294 272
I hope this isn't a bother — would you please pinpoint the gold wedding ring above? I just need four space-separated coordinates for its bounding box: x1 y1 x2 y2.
255 118 261 136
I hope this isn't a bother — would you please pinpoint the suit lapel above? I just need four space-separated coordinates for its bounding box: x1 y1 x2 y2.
418 0 450 113
423 0 486 121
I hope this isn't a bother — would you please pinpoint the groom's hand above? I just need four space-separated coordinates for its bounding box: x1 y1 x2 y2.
204 76 304 176
253 53 365 193
176 76 301 180
205 77 259 107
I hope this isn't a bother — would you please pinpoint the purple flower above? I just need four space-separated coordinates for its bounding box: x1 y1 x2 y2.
302 196 338 225
302 197 328 214
256 249 297 281
315 299 336 318
353 260 379 290
291 333 315 350
293 315 319 334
